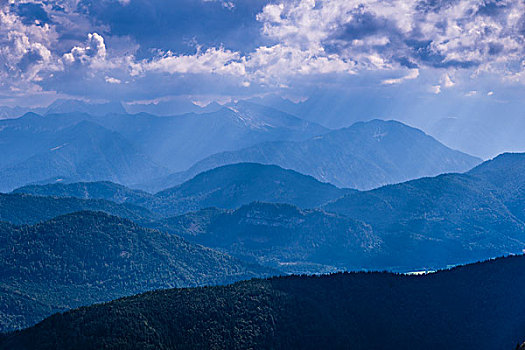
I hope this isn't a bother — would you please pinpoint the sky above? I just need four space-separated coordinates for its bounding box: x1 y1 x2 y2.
1 0 524 113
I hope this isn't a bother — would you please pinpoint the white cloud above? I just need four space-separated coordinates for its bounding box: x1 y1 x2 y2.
431 85 441 94
105 76 121 84
1 0 525 102
62 33 107 65
256 0 525 77
138 47 246 76
381 68 419 85
441 74 455 88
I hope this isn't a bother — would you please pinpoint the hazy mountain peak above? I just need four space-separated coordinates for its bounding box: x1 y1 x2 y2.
46 99 126 116
151 119 481 191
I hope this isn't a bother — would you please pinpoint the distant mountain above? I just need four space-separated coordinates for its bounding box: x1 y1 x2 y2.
246 92 383 129
0 211 274 332
0 103 327 192
468 153 525 197
0 121 167 192
0 99 125 119
467 153 525 223
0 193 155 225
95 103 328 172
4 255 525 349
412 106 525 159
0 106 46 120
14 163 352 217
124 98 222 116
153 202 380 274
45 99 126 116
247 93 525 161
145 119 481 191
151 163 351 215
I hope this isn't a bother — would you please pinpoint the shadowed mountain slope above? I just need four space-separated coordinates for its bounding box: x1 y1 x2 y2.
3 255 525 350
152 202 380 274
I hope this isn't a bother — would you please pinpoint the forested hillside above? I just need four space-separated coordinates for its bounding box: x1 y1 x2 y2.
0 212 273 332
2 255 525 350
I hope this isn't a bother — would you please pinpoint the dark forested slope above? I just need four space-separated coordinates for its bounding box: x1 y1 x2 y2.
3 255 525 350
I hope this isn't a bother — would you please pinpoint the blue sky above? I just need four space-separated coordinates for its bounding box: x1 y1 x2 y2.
1 0 524 112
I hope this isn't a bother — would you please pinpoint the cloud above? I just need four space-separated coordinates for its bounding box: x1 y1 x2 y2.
441 73 455 88
381 68 419 85
256 0 525 75
62 33 107 65
105 76 121 84
1 0 525 104
138 47 245 75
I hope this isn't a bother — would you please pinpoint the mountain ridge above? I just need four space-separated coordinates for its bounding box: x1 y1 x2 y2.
142 119 481 191
13 163 353 217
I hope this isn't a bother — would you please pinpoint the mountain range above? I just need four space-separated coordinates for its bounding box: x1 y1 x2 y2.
11 154 525 273
0 100 126 119
323 152 525 269
147 153 525 273
0 101 482 193
0 211 273 332
248 93 525 161
0 101 330 191
143 119 481 191
15 163 352 217
124 98 223 116
2 95 524 347
93 102 328 172
3 254 525 350
4 96 525 162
